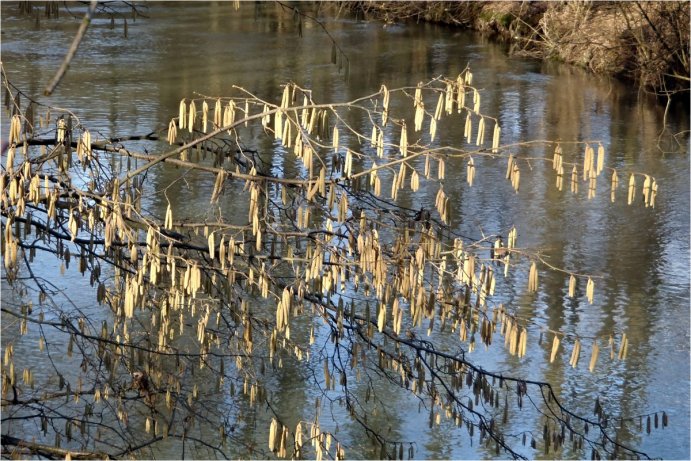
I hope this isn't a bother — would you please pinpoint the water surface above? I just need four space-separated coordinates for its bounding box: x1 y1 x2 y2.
1 2 689 459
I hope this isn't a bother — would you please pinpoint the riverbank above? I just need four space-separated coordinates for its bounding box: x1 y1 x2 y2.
343 1 689 98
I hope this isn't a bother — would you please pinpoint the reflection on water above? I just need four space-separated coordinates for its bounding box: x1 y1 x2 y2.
1 2 689 459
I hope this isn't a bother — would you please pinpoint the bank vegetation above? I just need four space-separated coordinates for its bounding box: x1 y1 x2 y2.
344 1 690 98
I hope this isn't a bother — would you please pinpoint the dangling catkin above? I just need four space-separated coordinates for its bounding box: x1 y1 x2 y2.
511 164 520 192
642 175 651 207
429 117 437 142
505 155 514 180
208 232 215 260
569 339 581 368
583 144 593 180
300 96 309 128
507 227 517 249
224 101 236 134
571 166 578 194
376 131 384 158
588 168 597 199
318 167 326 197
568 274 576 297
456 77 465 111
187 100 196 133
596 143 605 175
434 93 444 121
307 106 317 134
611 169 618 203
466 157 475 186
344 149 353 178
202 100 209 133
214 98 222 128
269 418 278 451
518 328 528 358
552 144 562 170
167 119 177 145
586 277 594 304
528 262 538 292
178 99 186 130
414 83 422 108
410 169 420 192
397 162 407 189
627 173 636 205
464 113 472 143
414 83 424 132
550 335 560 363
445 82 454 115
274 109 283 140
556 164 564 191
390 172 398 200
281 84 290 110
338 193 348 222
332 125 339 153
164 204 173 230
492 122 500 153
476 117 485 146
414 103 424 132
382 84 390 126
617 333 628 360
377 303 386 332
8 115 21 145
588 343 599 372
400 123 408 157
281 116 291 147
81 129 91 158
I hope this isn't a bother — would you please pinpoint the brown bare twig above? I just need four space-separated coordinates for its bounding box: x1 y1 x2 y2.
43 1 98 96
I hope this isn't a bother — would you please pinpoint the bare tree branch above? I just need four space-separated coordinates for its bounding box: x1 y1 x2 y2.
43 1 98 96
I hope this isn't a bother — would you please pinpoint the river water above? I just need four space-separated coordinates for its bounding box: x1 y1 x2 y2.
1 2 689 459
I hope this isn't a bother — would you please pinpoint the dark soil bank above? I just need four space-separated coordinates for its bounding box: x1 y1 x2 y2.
343 1 689 97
